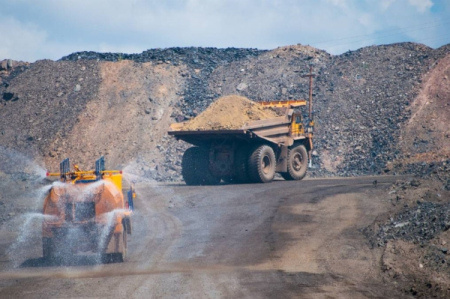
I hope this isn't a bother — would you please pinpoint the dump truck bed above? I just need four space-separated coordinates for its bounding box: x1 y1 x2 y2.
168 115 305 147
168 129 252 146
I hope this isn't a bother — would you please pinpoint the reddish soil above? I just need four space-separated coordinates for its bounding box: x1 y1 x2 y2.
398 53 450 165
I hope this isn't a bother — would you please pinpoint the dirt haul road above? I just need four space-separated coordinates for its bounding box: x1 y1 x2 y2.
0 176 410 298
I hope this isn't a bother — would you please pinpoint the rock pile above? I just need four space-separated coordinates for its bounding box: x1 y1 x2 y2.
61 47 266 118
1 43 449 181
402 160 450 189
0 60 101 158
0 59 28 72
313 43 446 176
371 201 450 246
55 43 450 179
0 60 29 102
176 95 279 131
208 45 330 103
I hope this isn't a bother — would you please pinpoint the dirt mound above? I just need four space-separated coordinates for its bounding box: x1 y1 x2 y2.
61 47 266 121
364 178 450 298
1 43 450 181
178 95 279 130
0 59 186 181
53 60 186 174
209 44 330 104
271 44 327 58
0 59 102 161
2 43 450 182
207 42 450 177
398 53 450 165
312 43 437 176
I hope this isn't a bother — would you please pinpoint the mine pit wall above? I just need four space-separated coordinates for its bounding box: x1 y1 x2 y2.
0 58 187 176
1 44 449 180
315 43 432 176
398 53 450 166
52 60 187 172
209 43 450 177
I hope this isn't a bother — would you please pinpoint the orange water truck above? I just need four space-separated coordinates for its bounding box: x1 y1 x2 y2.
43 157 134 263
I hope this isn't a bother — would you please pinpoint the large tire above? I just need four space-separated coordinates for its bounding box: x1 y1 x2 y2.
43 234 69 264
43 237 55 261
102 252 124 263
234 145 250 183
101 231 126 263
281 144 308 181
182 147 202 185
120 229 127 262
248 145 276 183
181 147 220 185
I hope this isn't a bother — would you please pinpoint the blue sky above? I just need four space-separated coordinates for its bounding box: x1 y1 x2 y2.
1 0 449 62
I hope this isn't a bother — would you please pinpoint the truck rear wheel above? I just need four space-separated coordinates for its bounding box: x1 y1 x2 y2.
43 235 70 264
102 252 124 263
120 229 127 262
181 147 220 185
102 231 126 263
281 145 308 180
234 145 250 183
248 145 276 183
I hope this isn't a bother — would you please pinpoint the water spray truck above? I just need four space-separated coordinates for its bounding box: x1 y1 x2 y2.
43 157 134 263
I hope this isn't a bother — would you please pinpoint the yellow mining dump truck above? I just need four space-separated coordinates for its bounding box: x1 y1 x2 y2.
168 99 314 185
43 157 134 263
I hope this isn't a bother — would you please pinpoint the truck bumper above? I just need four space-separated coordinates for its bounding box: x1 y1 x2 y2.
43 222 125 254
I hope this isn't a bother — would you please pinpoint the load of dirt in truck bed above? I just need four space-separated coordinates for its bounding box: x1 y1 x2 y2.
177 95 280 131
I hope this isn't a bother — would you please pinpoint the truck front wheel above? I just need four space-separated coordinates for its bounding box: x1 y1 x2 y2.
248 145 276 183
281 145 308 180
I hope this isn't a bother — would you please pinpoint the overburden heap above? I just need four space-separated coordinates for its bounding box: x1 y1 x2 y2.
1 43 449 181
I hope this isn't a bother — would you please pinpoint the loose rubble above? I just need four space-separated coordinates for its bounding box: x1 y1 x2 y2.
362 176 450 298
371 202 450 246
61 47 265 117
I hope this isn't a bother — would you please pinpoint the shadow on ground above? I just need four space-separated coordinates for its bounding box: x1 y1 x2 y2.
20 255 108 268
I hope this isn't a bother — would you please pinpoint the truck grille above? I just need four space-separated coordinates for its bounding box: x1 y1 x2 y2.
65 202 96 222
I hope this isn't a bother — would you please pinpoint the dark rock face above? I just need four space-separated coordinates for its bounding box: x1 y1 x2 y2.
313 43 435 176
0 60 102 157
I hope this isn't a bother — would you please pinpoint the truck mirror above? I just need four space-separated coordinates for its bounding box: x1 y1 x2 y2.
127 187 135 211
